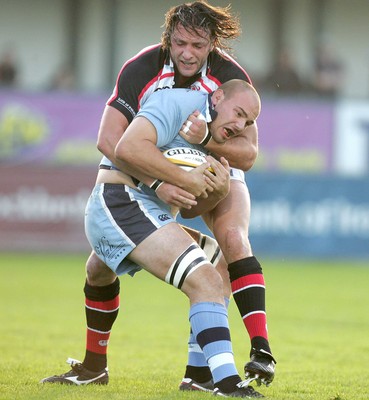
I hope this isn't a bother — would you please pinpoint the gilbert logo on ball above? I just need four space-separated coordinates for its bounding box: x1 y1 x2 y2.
163 147 214 173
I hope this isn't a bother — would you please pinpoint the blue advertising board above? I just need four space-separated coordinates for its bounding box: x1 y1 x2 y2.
178 172 369 260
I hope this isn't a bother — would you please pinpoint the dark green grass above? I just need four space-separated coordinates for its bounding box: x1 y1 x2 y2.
0 253 368 399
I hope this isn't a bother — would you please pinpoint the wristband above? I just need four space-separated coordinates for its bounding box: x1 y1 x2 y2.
149 179 163 191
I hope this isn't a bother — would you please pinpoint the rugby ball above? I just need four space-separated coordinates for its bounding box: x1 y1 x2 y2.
163 147 213 173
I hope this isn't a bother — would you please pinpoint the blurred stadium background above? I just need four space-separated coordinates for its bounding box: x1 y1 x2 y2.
0 0 368 260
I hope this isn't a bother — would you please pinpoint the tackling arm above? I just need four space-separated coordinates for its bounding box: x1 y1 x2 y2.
97 105 129 166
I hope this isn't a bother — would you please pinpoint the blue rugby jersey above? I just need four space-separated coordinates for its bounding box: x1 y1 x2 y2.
135 88 209 151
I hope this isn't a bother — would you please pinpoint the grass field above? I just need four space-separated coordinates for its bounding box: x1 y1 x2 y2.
0 253 368 400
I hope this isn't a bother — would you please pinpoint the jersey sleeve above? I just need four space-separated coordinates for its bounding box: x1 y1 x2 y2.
136 89 202 148
135 91 182 147
106 45 164 123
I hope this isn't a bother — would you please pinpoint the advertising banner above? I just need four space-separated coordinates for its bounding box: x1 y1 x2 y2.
0 165 94 252
257 99 334 174
0 93 335 172
178 172 369 260
247 172 369 259
0 92 367 259
0 91 103 166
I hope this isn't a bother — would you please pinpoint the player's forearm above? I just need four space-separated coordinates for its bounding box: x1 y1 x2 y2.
115 142 191 189
96 105 131 169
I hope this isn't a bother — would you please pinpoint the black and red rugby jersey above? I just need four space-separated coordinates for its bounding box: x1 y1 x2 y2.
107 44 251 124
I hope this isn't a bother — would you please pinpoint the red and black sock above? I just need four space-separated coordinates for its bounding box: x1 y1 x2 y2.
83 278 120 372
228 256 272 355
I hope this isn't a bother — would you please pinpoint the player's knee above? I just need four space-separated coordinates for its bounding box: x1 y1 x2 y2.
184 264 224 302
86 252 116 285
223 226 252 259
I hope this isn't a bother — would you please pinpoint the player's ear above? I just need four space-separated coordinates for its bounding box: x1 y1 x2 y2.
211 88 224 106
